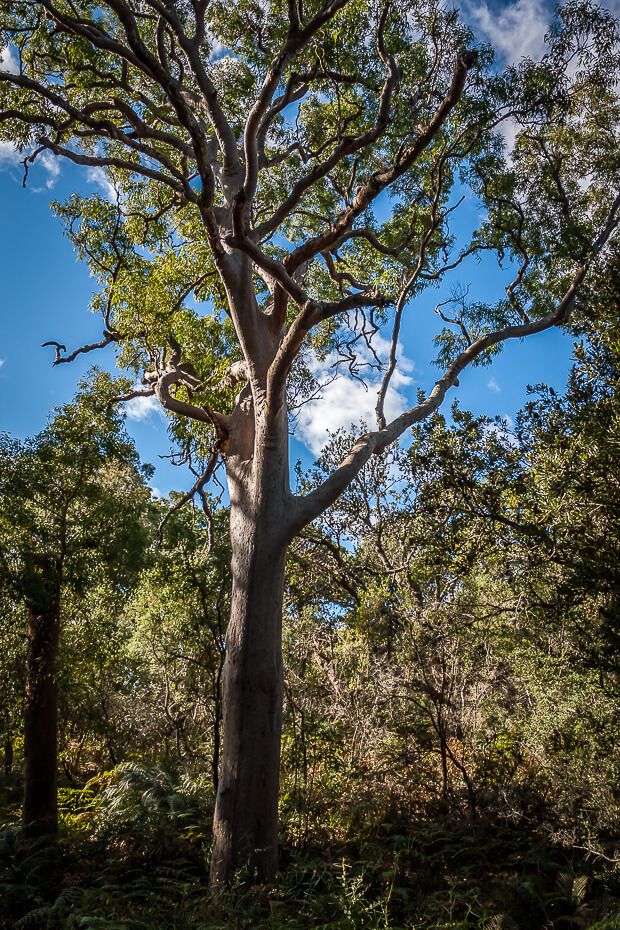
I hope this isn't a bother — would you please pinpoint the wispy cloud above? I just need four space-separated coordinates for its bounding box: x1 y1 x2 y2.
467 0 550 65
483 414 518 446
0 358 5 369
295 335 414 455
0 44 19 74
0 141 22 167
0 47 60 186
207 33 226 61
487 376 501 393
125 392 163 422
86 166 117 201
0 140 61 188
38 150 60 189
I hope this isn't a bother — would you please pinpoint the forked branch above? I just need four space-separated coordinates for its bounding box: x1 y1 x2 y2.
292 190 620 534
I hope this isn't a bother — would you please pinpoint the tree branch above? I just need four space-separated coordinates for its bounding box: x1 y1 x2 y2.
157 447 220 542
42 331 119 366
290 188 620 533
260 49 476 266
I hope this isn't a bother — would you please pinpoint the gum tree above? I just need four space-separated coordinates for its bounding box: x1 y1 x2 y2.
1 0 619 880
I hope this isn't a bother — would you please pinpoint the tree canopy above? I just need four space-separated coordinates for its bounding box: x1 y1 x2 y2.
1 0 619 487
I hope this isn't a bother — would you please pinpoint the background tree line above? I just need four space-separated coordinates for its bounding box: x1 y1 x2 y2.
0 303 618 928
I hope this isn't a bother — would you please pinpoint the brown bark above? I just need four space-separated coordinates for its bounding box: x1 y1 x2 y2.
3 726 13 777
211 651 224 793
210 401 291 884
22 601 60 837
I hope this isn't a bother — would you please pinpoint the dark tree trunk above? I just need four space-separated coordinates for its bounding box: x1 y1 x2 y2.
3 726 13 776
210 404 291 884
211 651 224 792
22 602 60 837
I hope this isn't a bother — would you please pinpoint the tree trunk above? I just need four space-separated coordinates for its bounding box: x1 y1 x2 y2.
3 725 13 777
211 651 224 792
210 404 291 884
23 602 60 837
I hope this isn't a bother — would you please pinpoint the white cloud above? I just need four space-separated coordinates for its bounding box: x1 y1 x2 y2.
0 44 19 74
0 140 21 166
0 141 61 188
0 358 5 368
482 414 518 446
487 376 501 393
496 114 521 156
38 150 60 189
125 391 163 422
150 486 165 500
295 335 415 455
207 33 226 61
86 166 117 201
468 0 550 65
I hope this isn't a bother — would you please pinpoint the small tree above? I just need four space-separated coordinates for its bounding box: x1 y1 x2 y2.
0 586 24 778
1 0 619 878
0 386 151 836
125 502 230 786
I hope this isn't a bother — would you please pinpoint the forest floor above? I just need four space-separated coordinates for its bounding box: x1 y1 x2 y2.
1 774 620 930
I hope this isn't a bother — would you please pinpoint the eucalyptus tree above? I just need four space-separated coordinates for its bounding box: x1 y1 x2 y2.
2 0 620 879
0 385 151 837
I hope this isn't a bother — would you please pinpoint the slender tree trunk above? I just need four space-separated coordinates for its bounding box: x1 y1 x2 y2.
23 602 60 837
3 722 13 776
211 652 224 792
210 403 291 884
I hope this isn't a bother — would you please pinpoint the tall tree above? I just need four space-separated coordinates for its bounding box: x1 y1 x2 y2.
0 385 151 836
1 0 620 879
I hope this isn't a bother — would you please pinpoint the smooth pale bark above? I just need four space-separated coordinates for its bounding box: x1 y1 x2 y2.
207 167 615 885
22 602 60 837
210 524 286 882
210 399 291 884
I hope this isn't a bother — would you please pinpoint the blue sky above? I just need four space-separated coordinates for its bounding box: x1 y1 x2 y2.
0 0 581 496
0 161 189 494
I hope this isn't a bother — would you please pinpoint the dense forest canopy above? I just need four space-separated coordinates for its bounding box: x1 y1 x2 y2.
1 0 620 924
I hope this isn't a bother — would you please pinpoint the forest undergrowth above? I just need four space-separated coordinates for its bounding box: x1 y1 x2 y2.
1 763 619 929
2 322 619 928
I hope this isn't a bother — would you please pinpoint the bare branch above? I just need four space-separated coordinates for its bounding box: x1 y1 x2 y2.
149 353 230 436
266 289 390 411
42 331 119 366
290 188 620 533
109 386 156 407
157 447 220 542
